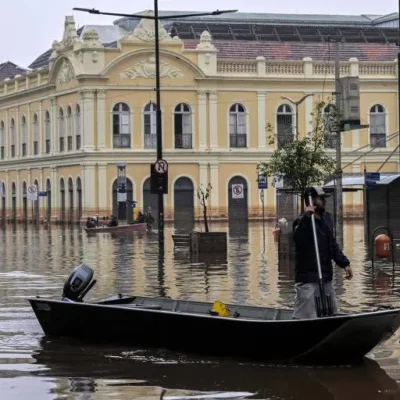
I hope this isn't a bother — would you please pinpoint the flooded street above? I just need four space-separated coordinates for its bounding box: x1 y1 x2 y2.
1 220 400 399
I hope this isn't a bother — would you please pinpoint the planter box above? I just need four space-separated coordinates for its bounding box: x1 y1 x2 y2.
190 231 227 254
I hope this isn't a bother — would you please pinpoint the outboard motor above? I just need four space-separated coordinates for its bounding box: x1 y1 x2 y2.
62 264 96 302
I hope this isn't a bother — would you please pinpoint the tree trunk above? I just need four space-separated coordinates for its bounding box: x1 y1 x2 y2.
202 194 209 232
300 193 305 213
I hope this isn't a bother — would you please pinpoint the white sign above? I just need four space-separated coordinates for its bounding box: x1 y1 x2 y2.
27 184 38 201
232 184 244 199
273 176 284 189
117 192 127 202
155 159 168 174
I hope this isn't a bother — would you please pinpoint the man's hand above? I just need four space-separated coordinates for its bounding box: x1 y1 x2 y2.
344 266 353 280
305 205 315 216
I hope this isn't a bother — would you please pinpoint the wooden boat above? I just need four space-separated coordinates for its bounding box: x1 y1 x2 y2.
27 264 400 365
83 222 147 233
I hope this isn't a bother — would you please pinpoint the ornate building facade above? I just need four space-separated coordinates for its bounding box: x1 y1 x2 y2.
0 11 398 223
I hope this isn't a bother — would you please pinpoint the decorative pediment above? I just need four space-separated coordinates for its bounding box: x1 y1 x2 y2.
119 55 183 80
57 59 75 84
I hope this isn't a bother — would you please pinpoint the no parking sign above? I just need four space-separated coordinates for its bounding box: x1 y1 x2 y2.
232 184 244 199
27 184 38 201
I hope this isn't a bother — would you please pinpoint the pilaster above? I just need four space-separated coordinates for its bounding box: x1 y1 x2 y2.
210 163 219 210
96 90 107 149
197 90 207 150
305 93 313 135
80 90 95 151
51 166 58 220
97 163 107 212
50 97 57 154
209 90 218 149
15 107 20 158
257 91 266 148
82 164 96 215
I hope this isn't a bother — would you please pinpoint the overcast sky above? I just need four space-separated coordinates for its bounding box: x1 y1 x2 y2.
1 0 398 68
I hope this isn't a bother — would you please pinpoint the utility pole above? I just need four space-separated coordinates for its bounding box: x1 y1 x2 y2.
334 40 343 248
74 4 237 254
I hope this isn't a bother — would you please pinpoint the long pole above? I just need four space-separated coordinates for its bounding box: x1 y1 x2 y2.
334 40 343 248
296 104 299 140
154 0 164 253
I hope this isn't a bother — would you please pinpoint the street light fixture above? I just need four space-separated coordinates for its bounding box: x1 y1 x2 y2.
74 4 238 254
281 94 314 139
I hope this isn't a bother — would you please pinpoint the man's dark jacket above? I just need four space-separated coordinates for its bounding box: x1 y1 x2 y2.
292 211 350 283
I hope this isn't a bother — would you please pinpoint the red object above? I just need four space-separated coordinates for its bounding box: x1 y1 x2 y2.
375 234 391 258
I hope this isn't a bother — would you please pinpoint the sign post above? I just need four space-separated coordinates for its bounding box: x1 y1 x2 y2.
258 175 268 250
116 163 127 222
27 184 38 223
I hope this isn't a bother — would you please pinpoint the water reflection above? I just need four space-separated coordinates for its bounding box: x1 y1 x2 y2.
1 221 400 399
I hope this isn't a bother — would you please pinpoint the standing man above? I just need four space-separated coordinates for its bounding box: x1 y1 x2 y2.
292 186 353 319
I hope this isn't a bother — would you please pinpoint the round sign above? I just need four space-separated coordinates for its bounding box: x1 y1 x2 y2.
155 159 168 174
28 185 37 194
233 185 242 195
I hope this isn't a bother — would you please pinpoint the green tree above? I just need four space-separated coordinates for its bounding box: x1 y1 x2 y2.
197 183 212 232
257 100 336 212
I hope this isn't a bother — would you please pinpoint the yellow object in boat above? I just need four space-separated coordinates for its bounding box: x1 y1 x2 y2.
210 300 231 317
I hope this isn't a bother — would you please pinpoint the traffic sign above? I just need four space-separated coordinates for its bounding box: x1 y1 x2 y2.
258 174 268 189
151 163 168 194
155 159 168 174
27 184 38 201
232 184 244 199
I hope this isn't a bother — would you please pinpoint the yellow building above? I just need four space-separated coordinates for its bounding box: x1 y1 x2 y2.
0 11 399 223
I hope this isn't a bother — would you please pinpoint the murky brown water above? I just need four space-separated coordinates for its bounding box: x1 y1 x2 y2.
1 221 400 399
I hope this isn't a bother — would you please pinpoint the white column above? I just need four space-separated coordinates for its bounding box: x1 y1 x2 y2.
81 90 95 151
15 107 20 158
82 164 96 214
209 90 218 149
51 166 58 220
50 97 57 154
210 163 219 208
257 91 266 148
38 101 43 156
39 168 44 218
5 171 10 213
199 163 208 186
197 90 207 150
16 169 21 217
4 110 9 160
305 93 313 135
96 90 106 150
97 163 107 212
27 104 31 156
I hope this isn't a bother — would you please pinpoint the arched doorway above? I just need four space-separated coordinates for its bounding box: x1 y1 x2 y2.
142 177 158 228
76 177 82 222
34 179 39 220
174 177 194 232
228 176 248 222
60 178 65 222
112 178 133 223
11 182 16 221
22 182 27 221
46 179 51 221
68 178 74 222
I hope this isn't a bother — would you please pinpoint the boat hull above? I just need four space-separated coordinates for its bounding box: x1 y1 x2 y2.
83 223 147 233
27 297 400 364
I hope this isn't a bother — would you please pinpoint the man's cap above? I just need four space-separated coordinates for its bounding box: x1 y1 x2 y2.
305 185 331 198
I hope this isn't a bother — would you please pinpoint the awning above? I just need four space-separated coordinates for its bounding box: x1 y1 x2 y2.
324 173 400 187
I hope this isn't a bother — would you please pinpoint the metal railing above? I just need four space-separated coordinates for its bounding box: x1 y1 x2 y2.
175 134 192 149
144 134 157 149
113 134 131 148
229 134 247 147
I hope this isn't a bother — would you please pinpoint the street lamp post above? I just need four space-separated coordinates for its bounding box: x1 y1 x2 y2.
74 4 237 253
281 94 314 139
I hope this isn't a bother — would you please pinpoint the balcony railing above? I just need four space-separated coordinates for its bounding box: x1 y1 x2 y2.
175 134 192 149
11 145 15 157
59 137 64 152
76 135 81 150
22 143 26 156
113 134 131 148
67 136 72 151
33 142 38 155
370 134 386 148
277 133 294 148
45 140 50 154
229 134 247 148
144 134 157 149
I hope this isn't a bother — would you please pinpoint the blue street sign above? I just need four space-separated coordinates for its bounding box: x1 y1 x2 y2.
38 191 47 197
258 174 268 189
365 172 380 187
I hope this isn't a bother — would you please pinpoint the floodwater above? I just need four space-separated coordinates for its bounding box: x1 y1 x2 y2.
1 220 400 399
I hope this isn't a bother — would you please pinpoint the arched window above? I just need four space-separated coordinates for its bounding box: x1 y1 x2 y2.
277 104 293 148
112 103 131 148
32 114 39 155
10 118 15 157
45 111 51 154
21 116 27 156
229 103 246 148
323 105 336 149
75 104 81 150
67 106 72 151
59 108 65 152
174 103 192 149
0 121 4 159
144 102 157 149
370 104 386 148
